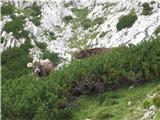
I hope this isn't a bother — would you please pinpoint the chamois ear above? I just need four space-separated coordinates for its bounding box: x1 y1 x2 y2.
27 63 33 67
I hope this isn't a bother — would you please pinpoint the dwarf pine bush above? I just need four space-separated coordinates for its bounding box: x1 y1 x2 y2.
2 36 160 120
1 2 15 16
116 10 137 31
142 2 153 15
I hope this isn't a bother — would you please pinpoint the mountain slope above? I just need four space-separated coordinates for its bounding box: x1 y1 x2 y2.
1 0 160 63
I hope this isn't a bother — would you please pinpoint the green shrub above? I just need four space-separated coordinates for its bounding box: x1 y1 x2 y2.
94 17 104 25
81 19 93 30
142 3 153 15
150 1 156 5
30 2 41 17
154 26 160 36
2 75 71 120
2 15 28 39
2 36 160 120
1 2 15 16
31 16 41 26
1 40 33 80
23 1 41 26
72 8 88 19
153 95 160 107
1 37 4 43
99 32 107 38
143 99 152 109
35 41 47 50
63 15 73 23
116 10 137 31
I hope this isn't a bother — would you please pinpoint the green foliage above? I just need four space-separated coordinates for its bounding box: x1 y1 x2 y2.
94 17 104 25
72 8 88 20
81 17 104 30
154 26 160 36
2 36 160 120
35 41 47 50
143 99 152 108
23 1 41 26
1 2 15 16
1 40 33 80
116 10 137 31
2 75 71 120
44 31 57 40
1 37 4 43
63 15 73 23
31 16 41 26
142 3 153 15
71 82 159 120
153 95 160 107
2 15 28 39
99 32 107 38
67 36 160 84
150 1 156 5
81 19 93 30
30 2 41 16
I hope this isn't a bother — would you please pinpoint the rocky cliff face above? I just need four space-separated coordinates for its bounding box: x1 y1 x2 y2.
1 0 160 63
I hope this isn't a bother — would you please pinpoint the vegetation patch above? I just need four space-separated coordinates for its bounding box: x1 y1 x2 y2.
71 82 159 120
99 32 107 38
2 15 29 39
44 31 57 40
81 17 104 30
142 2 153 15
2 75 72 120
1 2 16 16
2 36 160 120
68 32 97 48
23 2 41 26
154 26 160 35
116 10 137 31
63 15 73 23
71 8 88 20
1 40 33 80
1 37 5 43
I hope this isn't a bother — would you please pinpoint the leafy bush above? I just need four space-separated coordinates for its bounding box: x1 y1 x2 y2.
94 17 104 25
116 10 137 31
1 2 15 16
71 8 88 20
1 37 4 43
2 15 28 39
63 15 73 23
2 75 71 120
30 2 41 17
81 19 93 30
1 40 33 80
2 36 160 120
31 16 41 26
153 95 160 107
35 41 47 50
143 99 152 108
142 3 153 15
99 32 107 38
23 1 41 26
154 26 160 36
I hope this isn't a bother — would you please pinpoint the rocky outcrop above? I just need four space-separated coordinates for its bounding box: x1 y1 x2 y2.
1 0 160 62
